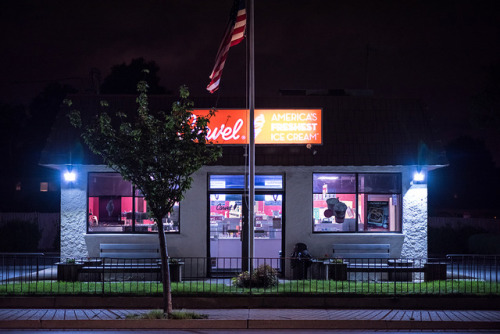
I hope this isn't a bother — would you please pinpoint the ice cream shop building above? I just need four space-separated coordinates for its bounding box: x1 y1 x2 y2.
41 91 446 277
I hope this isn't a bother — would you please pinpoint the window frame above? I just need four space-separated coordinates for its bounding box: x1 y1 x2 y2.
87 172 180 234
312 172 402 233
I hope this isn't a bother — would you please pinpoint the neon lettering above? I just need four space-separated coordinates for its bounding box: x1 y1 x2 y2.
206 118 244 142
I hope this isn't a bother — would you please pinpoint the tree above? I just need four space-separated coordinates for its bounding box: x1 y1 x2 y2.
100 58 167 94
0 83 74 212
67 76 221 315
27 83 77 167
469 62 500 133
428 135 500 217
0 102 27 174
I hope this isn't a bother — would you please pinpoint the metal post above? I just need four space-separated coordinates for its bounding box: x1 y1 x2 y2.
247 0 255 272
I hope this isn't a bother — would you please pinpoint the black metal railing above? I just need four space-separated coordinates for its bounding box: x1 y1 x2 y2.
1 254 499 295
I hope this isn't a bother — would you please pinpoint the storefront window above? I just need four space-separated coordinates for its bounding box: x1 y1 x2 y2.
358 174 401 232
209 174 284 190
313 173 401 233
313 173 357 232
88 172 179 233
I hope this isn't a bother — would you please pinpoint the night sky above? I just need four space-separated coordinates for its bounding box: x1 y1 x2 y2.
1 0 499 164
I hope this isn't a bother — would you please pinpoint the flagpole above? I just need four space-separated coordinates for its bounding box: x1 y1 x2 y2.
247 0 255 272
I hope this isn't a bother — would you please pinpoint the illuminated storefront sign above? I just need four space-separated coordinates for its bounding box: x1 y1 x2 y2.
193 109 322 145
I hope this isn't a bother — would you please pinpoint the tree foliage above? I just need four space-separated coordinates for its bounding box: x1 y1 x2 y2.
469 62 500 132
0 102 27 174
28 83 77 164
66 77 221 314
100 58 167 94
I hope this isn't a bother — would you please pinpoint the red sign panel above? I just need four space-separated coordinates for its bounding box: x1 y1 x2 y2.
193 109 322 145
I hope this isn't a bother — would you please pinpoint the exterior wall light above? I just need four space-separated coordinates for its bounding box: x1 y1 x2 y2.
412 170 425 184
64 169 76 182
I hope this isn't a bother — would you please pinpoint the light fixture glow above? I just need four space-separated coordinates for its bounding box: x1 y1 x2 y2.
64 171 76 182
413 171 425 183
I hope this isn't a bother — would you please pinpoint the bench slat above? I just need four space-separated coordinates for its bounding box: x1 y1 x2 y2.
99 243 161 259
81 266 160 273
333 244 390 260
333 244 390 251
100 252 161 259
335 253 390 259
347 267 423 273
100 244 159 250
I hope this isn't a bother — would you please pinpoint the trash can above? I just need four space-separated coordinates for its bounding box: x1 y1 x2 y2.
424 262 447 281
291 243 312 279
56 262 84 282
388 259 413 281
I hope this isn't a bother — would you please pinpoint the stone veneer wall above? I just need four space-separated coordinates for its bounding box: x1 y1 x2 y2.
401 184 428 259
60 166 88 260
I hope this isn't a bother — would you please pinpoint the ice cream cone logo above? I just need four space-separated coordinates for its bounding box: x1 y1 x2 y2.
254 113 265 138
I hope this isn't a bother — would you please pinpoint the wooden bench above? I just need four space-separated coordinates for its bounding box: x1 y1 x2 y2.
79 244 162 281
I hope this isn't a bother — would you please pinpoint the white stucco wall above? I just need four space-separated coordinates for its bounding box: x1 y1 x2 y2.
59 165 428 266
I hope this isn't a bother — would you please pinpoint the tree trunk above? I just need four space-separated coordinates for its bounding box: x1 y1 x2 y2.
156 218 172 315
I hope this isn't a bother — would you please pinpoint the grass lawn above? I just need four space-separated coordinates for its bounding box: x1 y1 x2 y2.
1 280 499 295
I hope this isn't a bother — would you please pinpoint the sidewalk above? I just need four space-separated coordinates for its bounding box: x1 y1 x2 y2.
1 308 500 330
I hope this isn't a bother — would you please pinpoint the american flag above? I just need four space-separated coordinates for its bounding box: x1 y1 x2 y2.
207 0 246 93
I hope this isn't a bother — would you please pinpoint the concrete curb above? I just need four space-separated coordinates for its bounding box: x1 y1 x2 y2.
3 295 500 310
2 319 500 330
247 320 500 330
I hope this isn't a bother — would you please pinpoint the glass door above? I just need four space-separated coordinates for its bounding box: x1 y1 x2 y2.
208 174 284 275
254 194 282 267
209 193 244 273
209 192 283 274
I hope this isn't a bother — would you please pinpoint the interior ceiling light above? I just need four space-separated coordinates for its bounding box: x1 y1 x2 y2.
318 176 339 180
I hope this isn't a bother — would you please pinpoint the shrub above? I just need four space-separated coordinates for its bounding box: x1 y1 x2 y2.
253 264 278 287
232 264 278 288
233 271 252 288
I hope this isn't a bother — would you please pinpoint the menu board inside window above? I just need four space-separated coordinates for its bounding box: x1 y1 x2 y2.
366 201 389 230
